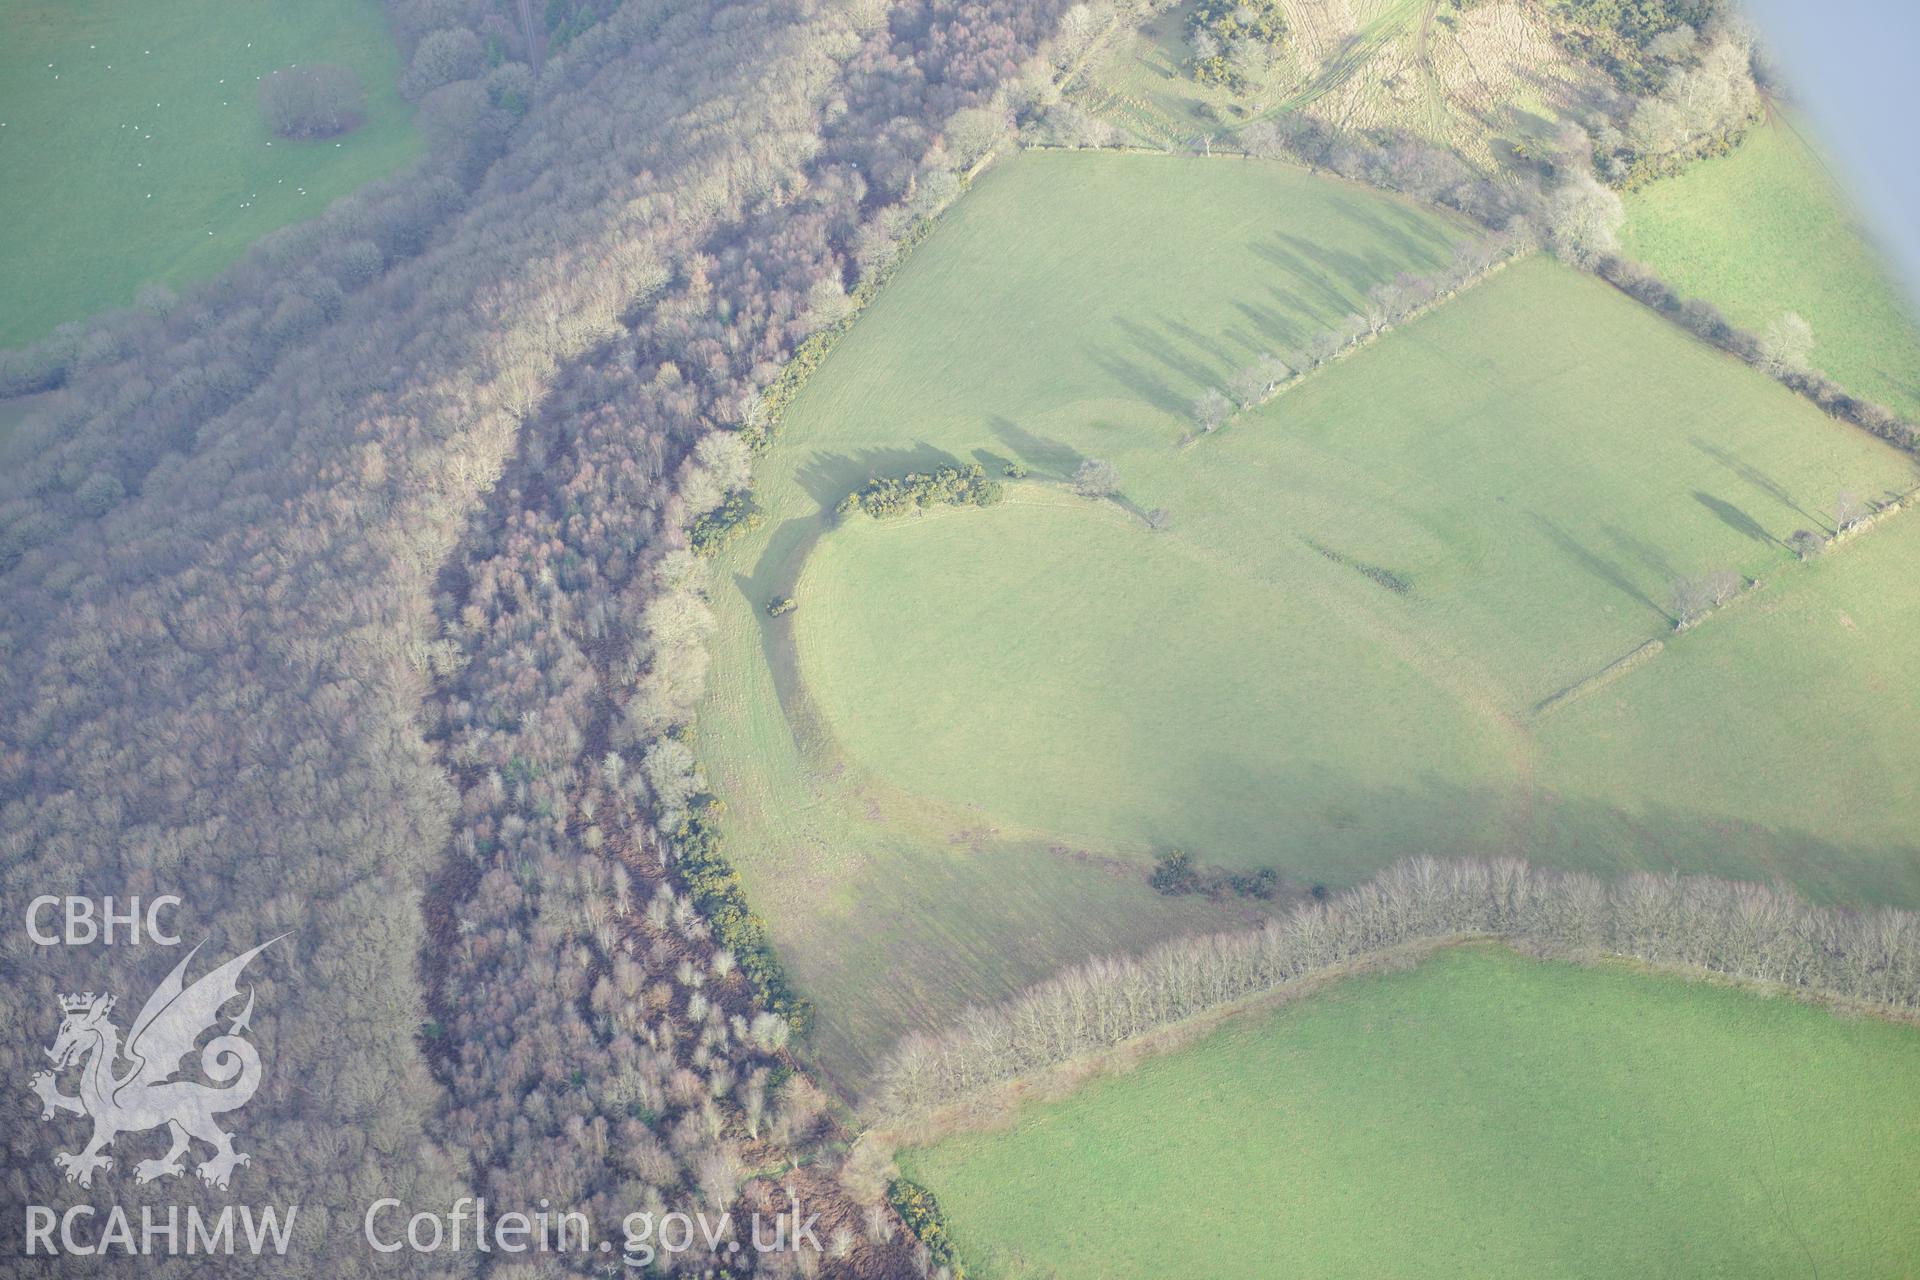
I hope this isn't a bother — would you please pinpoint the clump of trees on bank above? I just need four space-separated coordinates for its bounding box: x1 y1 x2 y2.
1574 19 1761 187
872 857 1920 1120
839 462 1005 519
259 64 367 139
1187 0 1287 93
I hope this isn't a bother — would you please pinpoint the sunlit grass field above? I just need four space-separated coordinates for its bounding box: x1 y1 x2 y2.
902 946 1920 1279
699 149 1476 1085
0 0 419 346
700 150 1918 1090
1622 116 1920 421
1533 511 1920 906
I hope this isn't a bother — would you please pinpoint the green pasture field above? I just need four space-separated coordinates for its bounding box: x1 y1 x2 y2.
0 0 419 347
1195 254 1915 707
1533 510 1920 906
698 149 1478 1085
700 149 1919 1089
797 488 1515 870
901 946 1920 1279
1621 117 1920 421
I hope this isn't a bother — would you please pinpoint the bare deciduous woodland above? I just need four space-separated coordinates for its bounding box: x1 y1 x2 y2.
4 0 1917 1274
872 857 1920 1121
2 0 1081 1271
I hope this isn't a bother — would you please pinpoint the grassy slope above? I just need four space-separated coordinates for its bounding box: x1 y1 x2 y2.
1534 511 1920 905
1084 0 1592 171
794 252 1916 895
0 0 419 347
1079 0 1418 147
799 489 1511 869
1621 117 1920 421
1204 255 1915 706
1085 0 1256 146
705 147 1919 1087
902 947 1920 1280
700 150 1477 1085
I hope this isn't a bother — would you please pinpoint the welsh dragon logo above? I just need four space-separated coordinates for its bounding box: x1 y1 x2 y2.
28 937 283 1191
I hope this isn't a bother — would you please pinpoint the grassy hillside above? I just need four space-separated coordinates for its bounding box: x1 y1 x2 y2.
1081 0 1597 168
704 149 1919 1088
786 254 1914 878
902 946 1920 1279
1534 511 1920 906
700 149 1476 1084
1622 117 1920 421
798 488 1512 871
0 0 419 346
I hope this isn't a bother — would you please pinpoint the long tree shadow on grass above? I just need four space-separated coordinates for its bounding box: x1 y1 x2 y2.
1088 349 1188 419
1116 315 1231 392
990 417 1085 479
1530 511 1673 625
1271 230 1406 302
1336 193 1461 264
1694 492 1780 547
790 766 1920 1096
1165 317 1241 381
1228 297 1311 354
1248 238 1359 319
1601 522 1683 587
792 443 973 513
1690 435 1919 530
1689 436 1820 526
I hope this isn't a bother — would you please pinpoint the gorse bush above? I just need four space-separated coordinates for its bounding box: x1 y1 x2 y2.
675 813 815 1035
838 462 1005 519
1151 850 1278 899
888 1177 968 1278
690 490 765 555
1150 850 1201 895
1188 0 1287 91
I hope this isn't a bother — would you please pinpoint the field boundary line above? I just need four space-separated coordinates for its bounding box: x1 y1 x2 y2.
866 935 1466 1150
869 854 1920 1137
866 933 1920 1155
1827 484 1919 551
1531 638 1664 720
1590 256 1920 461
1185 244 1531 447
1534 489 1918 720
